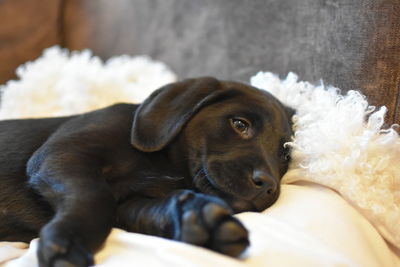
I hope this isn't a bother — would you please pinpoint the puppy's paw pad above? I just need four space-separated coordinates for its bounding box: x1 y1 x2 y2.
41 239 68 261
174 192 249 257
180 210 209 245
215 220 248 242
202 202 231 227
215 242 249 258
213 219 249 257
38 230 93 267
177 190 195 204
53 258 85 267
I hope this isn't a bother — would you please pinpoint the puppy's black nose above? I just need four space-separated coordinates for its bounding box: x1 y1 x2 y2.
252 170 278 194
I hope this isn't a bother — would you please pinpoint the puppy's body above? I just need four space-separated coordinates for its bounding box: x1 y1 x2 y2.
0 78 293 267
0 116 71 240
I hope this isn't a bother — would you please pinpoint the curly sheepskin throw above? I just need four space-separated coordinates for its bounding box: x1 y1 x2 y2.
0 47 399 252
0 47 176 119
251 73 400 250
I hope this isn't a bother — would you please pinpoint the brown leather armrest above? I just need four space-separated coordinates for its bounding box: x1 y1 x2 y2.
0 0 62 84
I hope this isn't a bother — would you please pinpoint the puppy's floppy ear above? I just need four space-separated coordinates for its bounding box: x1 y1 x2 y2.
280 105 295 133
285 106 295 122
131 77 235 152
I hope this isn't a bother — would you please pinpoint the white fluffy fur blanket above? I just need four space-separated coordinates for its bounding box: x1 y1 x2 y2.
0 47 399 266
251 73 400 250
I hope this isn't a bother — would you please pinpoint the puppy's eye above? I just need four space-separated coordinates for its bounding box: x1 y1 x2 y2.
230 118 251 138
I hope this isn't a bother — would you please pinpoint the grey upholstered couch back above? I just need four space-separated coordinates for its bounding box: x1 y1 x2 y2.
1 0 399 124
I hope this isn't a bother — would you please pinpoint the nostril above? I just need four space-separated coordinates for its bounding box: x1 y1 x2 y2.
252 170 278 194
252 177 264 188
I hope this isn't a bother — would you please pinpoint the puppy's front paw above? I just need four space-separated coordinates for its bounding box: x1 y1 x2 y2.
174 190 249 257
38 223 93 267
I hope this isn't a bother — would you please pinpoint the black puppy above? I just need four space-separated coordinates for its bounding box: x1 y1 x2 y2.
0 77 293 267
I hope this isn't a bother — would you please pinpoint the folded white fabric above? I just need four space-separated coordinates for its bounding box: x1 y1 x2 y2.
4 184 399 267
0 242 28 266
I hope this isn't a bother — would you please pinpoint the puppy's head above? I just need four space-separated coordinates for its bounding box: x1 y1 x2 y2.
131 77 293 212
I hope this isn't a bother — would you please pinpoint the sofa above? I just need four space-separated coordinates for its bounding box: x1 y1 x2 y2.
0 1 399 266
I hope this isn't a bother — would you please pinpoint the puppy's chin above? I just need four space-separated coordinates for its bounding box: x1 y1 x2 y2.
251 188 280 212
227 189 279 213
227 198 257 213
192 168 281 213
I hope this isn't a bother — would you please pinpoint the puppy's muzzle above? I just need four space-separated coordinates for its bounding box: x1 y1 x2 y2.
251 170 278 195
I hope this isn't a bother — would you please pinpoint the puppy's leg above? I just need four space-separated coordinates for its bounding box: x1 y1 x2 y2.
116 190 249 257
28 154 116 267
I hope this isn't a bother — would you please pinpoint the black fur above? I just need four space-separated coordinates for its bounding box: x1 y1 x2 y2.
0 77 293 267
